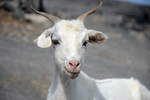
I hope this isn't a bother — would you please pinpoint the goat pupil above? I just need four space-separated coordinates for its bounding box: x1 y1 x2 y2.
83 41 87 47
52 40 59 45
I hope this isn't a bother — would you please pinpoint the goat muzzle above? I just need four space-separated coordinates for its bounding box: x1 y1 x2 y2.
64 66 80 79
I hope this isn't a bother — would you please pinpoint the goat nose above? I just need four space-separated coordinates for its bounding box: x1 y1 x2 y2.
69 60 80 69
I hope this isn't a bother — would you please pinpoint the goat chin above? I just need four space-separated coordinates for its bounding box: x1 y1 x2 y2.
64 66 80 79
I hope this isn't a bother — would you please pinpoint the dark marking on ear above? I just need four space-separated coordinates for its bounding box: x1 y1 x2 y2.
89 33 105 43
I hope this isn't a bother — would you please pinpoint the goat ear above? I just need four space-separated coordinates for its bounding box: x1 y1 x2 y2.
34 28 54 48
87 29 108 44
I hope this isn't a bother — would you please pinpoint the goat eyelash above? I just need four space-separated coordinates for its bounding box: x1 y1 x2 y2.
52 40 60 45
82 41 87 47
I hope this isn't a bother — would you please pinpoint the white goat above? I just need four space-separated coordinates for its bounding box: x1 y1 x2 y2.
33 1 150 100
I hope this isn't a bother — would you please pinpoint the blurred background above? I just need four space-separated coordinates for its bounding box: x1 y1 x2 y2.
0 0 150 100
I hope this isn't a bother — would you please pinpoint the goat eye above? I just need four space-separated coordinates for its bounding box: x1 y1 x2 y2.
52 40 60 45
82 41 87 47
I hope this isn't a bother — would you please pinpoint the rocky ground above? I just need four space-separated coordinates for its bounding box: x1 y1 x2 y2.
0 0 150 100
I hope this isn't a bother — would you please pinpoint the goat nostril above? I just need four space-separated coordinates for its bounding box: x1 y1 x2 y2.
69 62 73 66
69 60 80 68
76 62 80 67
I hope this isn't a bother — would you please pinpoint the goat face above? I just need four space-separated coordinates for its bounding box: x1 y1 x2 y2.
35 19 108 79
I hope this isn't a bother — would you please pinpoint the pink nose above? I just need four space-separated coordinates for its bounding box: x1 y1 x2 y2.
69 60 80 69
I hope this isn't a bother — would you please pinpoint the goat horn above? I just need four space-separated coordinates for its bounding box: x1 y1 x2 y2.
77 1 103 22
31 0 61 24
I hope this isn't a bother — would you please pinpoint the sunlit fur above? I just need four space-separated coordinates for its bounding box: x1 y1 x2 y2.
35 20 150 100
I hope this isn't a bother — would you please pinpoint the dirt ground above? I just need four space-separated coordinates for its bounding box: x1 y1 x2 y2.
0 0 150 100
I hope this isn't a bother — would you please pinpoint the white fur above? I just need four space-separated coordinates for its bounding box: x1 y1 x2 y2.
35 20 150 100
36 27 54 48
47 69 150 100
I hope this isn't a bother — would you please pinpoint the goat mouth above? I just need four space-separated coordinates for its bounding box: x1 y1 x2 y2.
64 66 80 79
